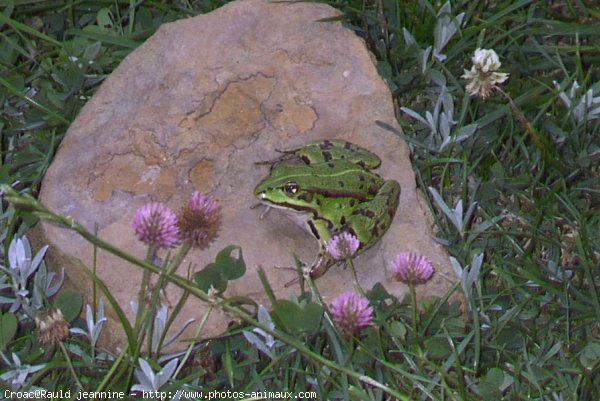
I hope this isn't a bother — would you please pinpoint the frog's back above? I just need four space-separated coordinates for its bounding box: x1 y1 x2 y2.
260 159 384 195
284 139 381 169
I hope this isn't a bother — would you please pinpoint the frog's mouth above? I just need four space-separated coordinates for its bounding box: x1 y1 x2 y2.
259 200 315 214
257 193 316 215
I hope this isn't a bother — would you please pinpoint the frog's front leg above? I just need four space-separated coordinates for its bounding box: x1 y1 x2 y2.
281 219 335 287
305 219 337 280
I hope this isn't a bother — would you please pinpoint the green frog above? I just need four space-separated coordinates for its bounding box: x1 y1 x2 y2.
254 139 401 281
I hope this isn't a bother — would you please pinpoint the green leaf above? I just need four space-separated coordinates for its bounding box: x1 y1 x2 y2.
0 75 70 124
272 299 323 335
368 282 391 302
256 266 276 304
486 368 514 392
20 210 39 227
474 381 502 399
579 342 600 370
486 368 505 386
65 27 140 49
474 367 514 398
96 8 115 31
424 336 452 360
194 264 225 293
377 60 393 81
194 245 246 293
0 12 61 47
389 320 407 340
53 290 83 322
223 339 235 388
443 317 466 335
0 313 18 350
83 41 102 61
215 245 246 280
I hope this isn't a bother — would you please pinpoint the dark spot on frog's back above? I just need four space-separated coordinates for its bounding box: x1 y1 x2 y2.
338 180 344 187
354 209 375 218
344 141 353 150
340 216 346 225
301 155 311 164
371 226 379 237
327 162 335 168
349 199 356 207
320 140 333 149
358 174 365 181
323 151 333 161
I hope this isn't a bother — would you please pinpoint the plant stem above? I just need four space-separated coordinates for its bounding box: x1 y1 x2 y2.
495 86 565 174
348 258 366 297
133 246 154 338
410 284 418 338
1 186 409 401
60 342 83 391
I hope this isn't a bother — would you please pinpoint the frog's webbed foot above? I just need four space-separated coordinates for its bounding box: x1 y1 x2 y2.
254 151 297 166
284 275 301 287
251 202 273 219
254 158 280 166
255 152 307 172
275 253 333 287
280 262 331 288
275 246 338 287
274 262 305 287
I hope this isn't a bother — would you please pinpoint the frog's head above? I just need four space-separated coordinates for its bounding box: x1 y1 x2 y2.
254 176 315 211
254 163 317 211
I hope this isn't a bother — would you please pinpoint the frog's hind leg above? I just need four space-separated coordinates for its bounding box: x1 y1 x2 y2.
347 180 401 246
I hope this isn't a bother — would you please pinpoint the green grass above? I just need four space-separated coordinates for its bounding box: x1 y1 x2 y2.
1 0 599 400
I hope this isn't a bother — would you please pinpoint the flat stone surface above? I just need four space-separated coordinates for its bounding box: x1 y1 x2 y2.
37 0 458 350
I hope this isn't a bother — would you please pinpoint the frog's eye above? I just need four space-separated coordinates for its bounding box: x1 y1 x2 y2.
284 181 299 194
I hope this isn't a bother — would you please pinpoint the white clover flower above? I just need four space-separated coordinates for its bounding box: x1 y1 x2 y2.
462 48 509 99
472 48 502 72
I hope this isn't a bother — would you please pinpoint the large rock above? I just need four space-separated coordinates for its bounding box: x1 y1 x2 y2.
37 0 458 350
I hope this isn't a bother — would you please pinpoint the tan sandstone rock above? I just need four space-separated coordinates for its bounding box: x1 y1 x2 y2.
37 0 458 350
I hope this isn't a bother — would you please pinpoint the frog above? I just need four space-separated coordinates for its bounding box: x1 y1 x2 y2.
254 139 401 281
